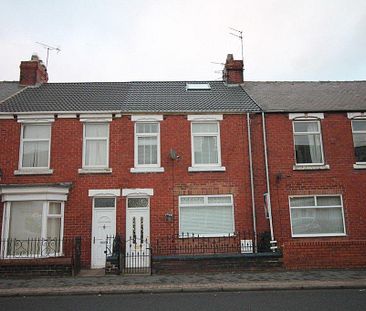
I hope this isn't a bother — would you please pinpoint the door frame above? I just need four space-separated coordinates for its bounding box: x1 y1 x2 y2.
91 197 116 269
125 195 151 243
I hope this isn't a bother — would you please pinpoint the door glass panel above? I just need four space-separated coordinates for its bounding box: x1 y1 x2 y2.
94 198 115 208
128 197 149 208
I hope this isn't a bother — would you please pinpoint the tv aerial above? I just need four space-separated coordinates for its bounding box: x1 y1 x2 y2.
35 42 61 67
229 27 244 62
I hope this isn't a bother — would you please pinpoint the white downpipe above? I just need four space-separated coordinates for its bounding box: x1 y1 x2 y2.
246 113 257 252
261 112 277 250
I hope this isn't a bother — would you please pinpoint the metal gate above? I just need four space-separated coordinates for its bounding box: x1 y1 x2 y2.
105 235 151 275
123 237 151 274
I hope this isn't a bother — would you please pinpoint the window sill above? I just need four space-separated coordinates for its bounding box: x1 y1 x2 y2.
353 163 366 170
130 167 165 173
188 166 226 172
14 169 53 175
78 168 112 174
293 164 330 171
292 233 346 238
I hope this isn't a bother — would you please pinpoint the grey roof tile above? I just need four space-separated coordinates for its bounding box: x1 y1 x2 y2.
0 81 26 103
0 81 260 113
243 81 366 112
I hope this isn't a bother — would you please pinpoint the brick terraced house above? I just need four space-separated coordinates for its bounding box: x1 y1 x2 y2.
0 54 365 275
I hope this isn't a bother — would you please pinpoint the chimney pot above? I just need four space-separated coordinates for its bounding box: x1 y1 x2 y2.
19 55 48 86
223 53 243 84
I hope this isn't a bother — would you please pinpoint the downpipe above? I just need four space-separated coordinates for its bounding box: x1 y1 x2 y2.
261 112 277 252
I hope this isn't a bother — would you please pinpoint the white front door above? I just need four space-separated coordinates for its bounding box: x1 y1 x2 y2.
125 197 150 268
91 198 116 269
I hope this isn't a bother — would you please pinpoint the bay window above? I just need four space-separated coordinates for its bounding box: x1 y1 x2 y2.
3 201 64 257
289 195 346 237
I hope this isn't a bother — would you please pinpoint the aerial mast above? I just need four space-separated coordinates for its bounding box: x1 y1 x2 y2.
35 42 61 67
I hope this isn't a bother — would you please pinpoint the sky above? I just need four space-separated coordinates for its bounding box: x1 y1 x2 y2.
1 0 365 82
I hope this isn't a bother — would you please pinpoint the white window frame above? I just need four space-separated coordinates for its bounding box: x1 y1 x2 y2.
178 194 235 237
351 118 366 164
2 201 65 258
18 123 52 170
134 122 161 169
130 115 164 173
189 120 225 171
82 122 110 169
289 194 346 238
293 119 325 166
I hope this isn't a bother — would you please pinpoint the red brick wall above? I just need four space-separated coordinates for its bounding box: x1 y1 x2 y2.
0 114 256 266
283 240 366 269
264 112 366 268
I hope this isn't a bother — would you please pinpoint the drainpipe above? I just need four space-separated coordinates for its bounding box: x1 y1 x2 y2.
261 112 277 251
246 113 257 252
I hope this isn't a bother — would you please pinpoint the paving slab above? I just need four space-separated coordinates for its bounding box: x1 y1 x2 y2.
1 269 366 297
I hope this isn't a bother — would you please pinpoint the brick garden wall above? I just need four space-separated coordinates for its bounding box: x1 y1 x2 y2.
282 240 366 269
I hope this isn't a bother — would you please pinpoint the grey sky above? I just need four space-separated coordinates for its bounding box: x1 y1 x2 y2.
1 0 365 82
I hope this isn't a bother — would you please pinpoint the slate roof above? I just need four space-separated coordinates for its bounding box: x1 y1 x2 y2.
0 81 26 103
0 81 260 113
243 81 366 112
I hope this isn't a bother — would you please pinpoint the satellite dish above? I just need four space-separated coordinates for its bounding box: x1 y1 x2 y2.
170 149 178 160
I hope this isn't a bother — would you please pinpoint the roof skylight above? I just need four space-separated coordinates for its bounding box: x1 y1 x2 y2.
186 83 211 91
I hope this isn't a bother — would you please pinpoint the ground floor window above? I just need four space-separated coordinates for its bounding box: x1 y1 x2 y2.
3 201 64 257
179 194 234 237
289 195 346 237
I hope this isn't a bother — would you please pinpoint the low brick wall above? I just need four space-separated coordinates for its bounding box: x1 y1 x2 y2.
282 240 366 269
152 252 283 274
0 257 73 277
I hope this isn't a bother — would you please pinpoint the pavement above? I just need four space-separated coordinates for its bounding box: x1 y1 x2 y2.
1 269 366 297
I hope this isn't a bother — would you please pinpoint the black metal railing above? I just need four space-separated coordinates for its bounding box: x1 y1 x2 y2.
0 237 76 259
151 231 272 256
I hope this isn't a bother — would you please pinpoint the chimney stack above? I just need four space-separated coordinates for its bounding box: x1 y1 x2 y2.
223 54 243 84
19 54 48 86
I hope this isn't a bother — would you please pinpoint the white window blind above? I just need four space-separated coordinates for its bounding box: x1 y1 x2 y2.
179 195 234 236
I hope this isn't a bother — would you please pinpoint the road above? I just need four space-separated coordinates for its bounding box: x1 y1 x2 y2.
0 289 365 310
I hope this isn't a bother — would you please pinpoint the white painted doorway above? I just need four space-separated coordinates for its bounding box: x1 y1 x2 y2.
91 197 116 269
125 196 150 269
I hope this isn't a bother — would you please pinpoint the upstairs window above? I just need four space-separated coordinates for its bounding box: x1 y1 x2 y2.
351 119 366 163
20 124 51 169
191 122 221 166
135 122 160 167
83 123 109 168
293 120 324 165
